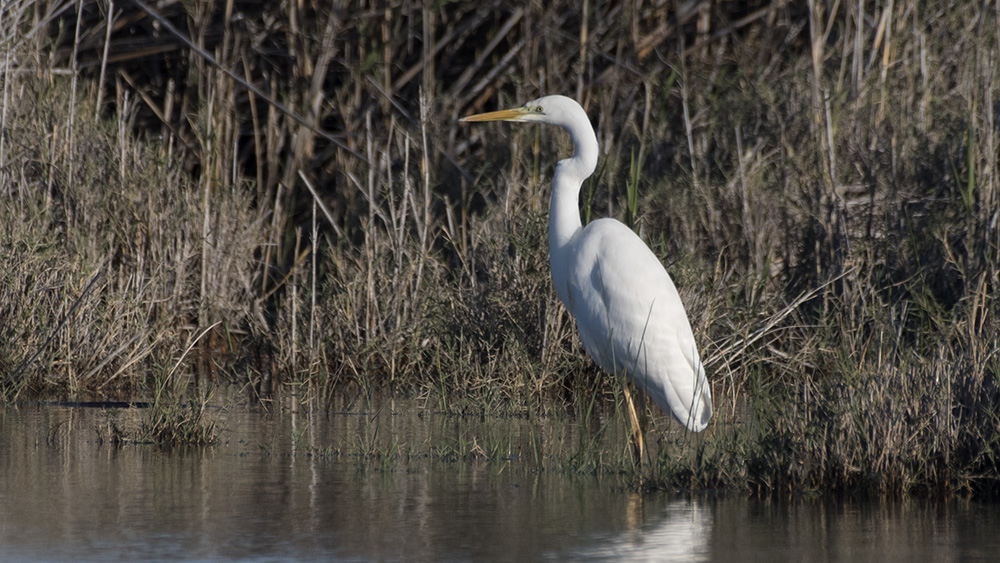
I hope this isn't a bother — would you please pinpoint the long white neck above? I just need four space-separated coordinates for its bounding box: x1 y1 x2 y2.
548 110 598 307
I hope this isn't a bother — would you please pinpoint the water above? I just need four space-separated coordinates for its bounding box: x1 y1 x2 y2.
2 401 998 561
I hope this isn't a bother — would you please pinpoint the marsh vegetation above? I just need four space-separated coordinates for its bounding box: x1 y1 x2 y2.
1 0 998 497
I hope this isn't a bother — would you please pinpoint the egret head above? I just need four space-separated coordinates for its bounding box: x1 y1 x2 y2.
460 95 587 128
460 94 598 181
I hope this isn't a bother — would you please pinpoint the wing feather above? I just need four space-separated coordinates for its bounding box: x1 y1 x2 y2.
565 219 712 431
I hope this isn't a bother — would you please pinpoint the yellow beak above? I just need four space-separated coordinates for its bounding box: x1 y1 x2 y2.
459 107 531 123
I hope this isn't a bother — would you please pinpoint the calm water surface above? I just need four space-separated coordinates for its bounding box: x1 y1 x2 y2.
1 401 998 561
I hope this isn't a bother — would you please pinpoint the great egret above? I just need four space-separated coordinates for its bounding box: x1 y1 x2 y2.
461 96 713 446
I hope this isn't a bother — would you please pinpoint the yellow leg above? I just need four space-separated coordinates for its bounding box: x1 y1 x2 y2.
622 384 644 465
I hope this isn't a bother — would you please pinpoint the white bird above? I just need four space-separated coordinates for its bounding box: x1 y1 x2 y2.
461 95 712 447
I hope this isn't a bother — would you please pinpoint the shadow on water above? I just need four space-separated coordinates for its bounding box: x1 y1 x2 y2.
2 399 999 561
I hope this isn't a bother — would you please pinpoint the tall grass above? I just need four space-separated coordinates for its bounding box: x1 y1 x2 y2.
1 0 998 495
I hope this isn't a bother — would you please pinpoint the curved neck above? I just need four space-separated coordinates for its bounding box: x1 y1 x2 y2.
548 116 598 250
548 114 598 305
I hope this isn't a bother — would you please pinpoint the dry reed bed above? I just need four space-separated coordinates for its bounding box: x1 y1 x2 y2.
1 0 998 496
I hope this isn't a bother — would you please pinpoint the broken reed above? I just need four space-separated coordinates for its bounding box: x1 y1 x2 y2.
1 1 998 493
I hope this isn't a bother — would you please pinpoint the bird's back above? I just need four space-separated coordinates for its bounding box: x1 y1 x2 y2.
557 218 712 431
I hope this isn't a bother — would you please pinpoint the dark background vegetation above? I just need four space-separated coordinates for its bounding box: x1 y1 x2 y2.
1 0 998 496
